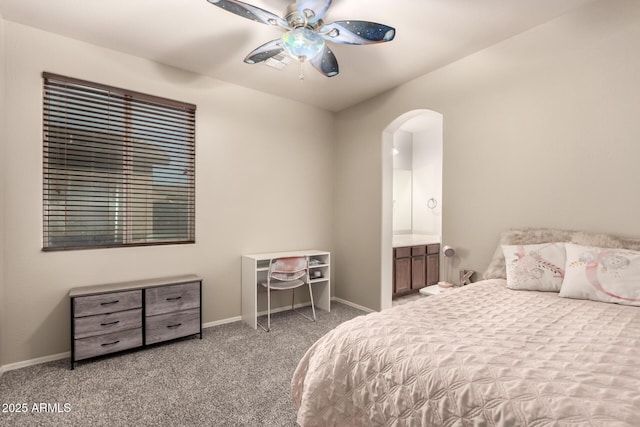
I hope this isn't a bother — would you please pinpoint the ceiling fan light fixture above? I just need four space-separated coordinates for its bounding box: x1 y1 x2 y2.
206 0 396 78
281 28 325 61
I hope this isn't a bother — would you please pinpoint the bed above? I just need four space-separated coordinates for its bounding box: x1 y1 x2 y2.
291 229 640 426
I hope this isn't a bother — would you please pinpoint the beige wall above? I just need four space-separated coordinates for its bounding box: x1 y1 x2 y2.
0 14 5 368
4 0 640 367
333 0 640 310
2 22 334 365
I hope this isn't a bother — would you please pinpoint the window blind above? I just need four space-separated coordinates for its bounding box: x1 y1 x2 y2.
43 72 196 250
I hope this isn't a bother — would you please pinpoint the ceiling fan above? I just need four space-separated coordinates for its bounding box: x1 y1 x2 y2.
205 0 396 78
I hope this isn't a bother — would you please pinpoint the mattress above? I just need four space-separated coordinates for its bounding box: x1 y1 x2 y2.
292 280 640 426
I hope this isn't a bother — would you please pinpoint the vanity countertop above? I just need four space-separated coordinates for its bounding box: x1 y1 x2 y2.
393 234 441 248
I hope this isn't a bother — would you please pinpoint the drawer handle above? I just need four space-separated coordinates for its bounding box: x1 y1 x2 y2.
100 320 120 327
100 300 120 306
101 340 120 347
166 296 182 301
167 323 182 329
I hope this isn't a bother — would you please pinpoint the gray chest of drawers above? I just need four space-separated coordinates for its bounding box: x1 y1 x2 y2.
69 274 202 369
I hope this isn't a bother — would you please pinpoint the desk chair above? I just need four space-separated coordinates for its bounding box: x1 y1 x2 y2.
258 256 316 332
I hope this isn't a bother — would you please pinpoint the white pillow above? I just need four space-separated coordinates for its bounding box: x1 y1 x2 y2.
502 242 566 291
482 228 640 280
559 243 640 306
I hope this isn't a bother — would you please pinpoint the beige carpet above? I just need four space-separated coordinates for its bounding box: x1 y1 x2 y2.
0 302 365 427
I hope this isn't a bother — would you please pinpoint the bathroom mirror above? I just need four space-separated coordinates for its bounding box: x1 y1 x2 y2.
393 169 412 233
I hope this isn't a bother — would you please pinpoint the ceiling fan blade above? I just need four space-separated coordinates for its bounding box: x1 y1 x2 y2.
206 0 288 28
321 20 395 45
309 44 339 77
296 0 332 24
243 39 285 64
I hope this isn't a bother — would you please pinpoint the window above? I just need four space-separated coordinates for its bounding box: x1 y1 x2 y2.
43 73 196 250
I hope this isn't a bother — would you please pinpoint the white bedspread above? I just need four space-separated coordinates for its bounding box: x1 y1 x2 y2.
292 280 640 426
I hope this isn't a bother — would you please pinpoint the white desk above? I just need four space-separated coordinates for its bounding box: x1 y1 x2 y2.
241 250 331 329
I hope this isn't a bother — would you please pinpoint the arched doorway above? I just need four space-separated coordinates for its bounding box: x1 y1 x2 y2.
380 110 443 309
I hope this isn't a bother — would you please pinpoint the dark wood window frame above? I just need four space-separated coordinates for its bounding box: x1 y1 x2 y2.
42 72 196 251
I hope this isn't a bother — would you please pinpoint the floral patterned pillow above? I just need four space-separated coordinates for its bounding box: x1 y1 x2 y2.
559 243 640 306
502 243 566 291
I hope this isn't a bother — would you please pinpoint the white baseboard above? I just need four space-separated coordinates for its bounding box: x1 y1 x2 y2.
2 351 70 373
202 316 242 329
202 302 316 329
1 297 369 374
331 297 375 313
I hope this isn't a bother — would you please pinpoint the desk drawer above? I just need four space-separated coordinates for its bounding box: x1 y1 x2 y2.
74 309 142 339
145 282 200 316
74 290 142 317
145 308 200 345
74 328 142 361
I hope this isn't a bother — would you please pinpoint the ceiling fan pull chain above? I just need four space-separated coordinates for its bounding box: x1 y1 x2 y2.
299 59 305 81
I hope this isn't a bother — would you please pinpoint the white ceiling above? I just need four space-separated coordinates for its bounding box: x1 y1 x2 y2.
0 0 596 112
